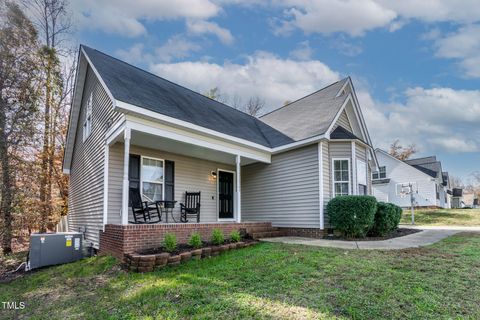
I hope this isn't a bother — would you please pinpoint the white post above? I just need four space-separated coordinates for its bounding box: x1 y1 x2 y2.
236 155 241 223
351 141 357 195
121 128 131 225
102 144 109 230
318 142 324 229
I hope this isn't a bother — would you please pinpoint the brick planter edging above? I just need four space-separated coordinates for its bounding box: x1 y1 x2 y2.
278 227 325 239
124 241 258 273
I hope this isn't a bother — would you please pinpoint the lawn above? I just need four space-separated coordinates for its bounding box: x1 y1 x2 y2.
1 233 480 320
401 208 480 226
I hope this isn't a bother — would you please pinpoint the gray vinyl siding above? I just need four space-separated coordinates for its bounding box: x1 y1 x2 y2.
322 141 331 226
68 67 123 246
107 144 235 223
355 143 372 194
334 110 352 131
241 144 320 228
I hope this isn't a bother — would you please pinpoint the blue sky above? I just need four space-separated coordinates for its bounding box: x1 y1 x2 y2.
70 0 480 183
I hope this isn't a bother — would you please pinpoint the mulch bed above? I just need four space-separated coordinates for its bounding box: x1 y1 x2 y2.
0 251 29 283
323 228 422 241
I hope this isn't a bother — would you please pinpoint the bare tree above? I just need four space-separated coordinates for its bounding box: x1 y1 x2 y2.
25 0 72 232
0 0 40 253
244 96 265 117
389 139 418 161
449 175 464 189
204 87 229 104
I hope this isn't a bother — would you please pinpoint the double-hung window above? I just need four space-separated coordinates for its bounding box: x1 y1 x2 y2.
333 159 350 197
141 157 164 202
372 166 386 180
82 93 93 142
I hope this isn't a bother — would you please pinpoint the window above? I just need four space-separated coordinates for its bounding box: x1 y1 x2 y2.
372 166 386 180
358 184 367 195
141 157 164 202
82 93 93 142
357 159 367 195
333 159 350 197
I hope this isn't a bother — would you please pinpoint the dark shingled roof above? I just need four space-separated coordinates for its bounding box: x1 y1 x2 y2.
405 156 442 179
452 188 463 197
81 45 294 148
442 171 449 186
330 126 365 143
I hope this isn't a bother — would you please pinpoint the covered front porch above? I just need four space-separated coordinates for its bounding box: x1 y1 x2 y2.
103 116 272 227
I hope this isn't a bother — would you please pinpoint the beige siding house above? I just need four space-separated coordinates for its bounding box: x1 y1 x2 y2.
63 45 378 248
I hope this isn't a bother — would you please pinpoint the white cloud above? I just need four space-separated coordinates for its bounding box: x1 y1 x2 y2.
289 41 313 60
434 24 480 78
186 20 234 44
360 85 480 153
149 51 340 109
116 43 151 64
71 0 220 37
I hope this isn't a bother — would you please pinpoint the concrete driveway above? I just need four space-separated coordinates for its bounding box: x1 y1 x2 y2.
261 229 466 250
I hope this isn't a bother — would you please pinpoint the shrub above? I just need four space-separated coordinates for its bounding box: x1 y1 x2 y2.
188 232 203 249
327 195 377 238
163 233 177 252
211 228 224 245
369 202 403 236
230 230 241 243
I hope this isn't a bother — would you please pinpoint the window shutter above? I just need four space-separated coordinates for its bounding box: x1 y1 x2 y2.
129 154 140 189
165 160 175 201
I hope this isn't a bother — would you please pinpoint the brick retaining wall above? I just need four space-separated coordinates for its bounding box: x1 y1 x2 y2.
99 222 271 260
278 227 325 239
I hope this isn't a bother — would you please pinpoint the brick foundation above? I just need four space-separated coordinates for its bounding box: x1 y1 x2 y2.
278 227 325 239
99 222 271 261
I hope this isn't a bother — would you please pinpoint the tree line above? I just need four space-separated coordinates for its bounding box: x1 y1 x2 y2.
0 0 73 254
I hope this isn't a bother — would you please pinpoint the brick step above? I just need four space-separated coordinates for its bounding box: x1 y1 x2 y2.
251 230 285 240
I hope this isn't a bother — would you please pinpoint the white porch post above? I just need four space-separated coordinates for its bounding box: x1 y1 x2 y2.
121 128 131 225
236 155 241 223
102 144 109 230
318 142 324 230
351 141 357 195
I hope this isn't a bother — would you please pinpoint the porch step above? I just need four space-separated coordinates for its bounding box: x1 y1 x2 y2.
244 226 277 234
250 230 285 240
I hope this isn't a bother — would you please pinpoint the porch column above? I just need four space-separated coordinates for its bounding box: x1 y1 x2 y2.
236 155 241 223
351 141 357 195
121 128 131 225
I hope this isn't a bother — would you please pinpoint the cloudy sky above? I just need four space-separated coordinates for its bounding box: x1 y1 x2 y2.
70 0 480 182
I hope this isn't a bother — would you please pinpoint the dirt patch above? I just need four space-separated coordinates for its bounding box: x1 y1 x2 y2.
323 228 422 241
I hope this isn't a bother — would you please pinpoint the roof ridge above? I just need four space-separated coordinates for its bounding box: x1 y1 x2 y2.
259 77 349 119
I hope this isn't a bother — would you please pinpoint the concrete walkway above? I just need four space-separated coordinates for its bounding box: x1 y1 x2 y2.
261 229 463 250
400 224 480 231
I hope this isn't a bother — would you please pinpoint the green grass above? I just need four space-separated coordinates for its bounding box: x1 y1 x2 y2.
1 233 480 319
401 208 480 226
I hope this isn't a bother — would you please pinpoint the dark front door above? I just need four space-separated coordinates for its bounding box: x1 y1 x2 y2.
218 171 234 219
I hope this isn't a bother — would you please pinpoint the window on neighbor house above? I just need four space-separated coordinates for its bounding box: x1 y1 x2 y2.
141 157 164 202
372 166 386 180
333 159 350 197
358 184 367 195
82 93 93 142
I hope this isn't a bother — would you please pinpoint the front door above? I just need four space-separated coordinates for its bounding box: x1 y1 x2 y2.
218 170 234 219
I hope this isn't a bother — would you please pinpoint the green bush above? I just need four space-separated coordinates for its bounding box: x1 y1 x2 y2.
369 202 403 236
163 233 177 252
327 195 377 238
230 230 241 243
188 232 203 249
211 228 224 245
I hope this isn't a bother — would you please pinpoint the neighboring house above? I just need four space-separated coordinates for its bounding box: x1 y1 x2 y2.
63 45 378 254
372 149 450 208
451 188 463 208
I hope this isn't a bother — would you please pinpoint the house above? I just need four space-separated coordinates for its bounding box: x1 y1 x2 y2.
451 188 463 208
63 45 378 258
372 149 450 208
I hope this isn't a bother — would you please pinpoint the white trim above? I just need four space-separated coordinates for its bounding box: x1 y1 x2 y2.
140 155 165 202
374 148 437 181
105 117 126 145
81 47 116 105
126 118 271 163
351 141 357 195
331 157 351 197
63 168 70 174
217 168 237 222
121 127 131 225
271 134 326 154
318 142 324 229
117 100 271 152
102 144 109 230
335 78 350 98
325 95 352 137
236 155 241 223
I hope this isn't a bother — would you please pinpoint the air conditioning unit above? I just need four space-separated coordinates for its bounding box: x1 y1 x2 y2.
28 232 84 270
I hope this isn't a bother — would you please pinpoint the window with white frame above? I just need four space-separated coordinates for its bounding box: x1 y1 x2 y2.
372 166 386 180
82 93 93 142
333 159 350 197
141 157 164 201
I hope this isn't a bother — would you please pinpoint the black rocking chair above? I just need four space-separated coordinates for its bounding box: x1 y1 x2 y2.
129 187 161 224
180 191 201 223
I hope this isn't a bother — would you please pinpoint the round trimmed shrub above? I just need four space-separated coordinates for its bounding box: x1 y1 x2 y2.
327 195 377 238
369 202 403 236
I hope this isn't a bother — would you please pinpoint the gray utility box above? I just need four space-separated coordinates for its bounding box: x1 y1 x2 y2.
28 232 84 270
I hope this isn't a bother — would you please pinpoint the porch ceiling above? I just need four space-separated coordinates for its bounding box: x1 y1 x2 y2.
129 130 258 165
